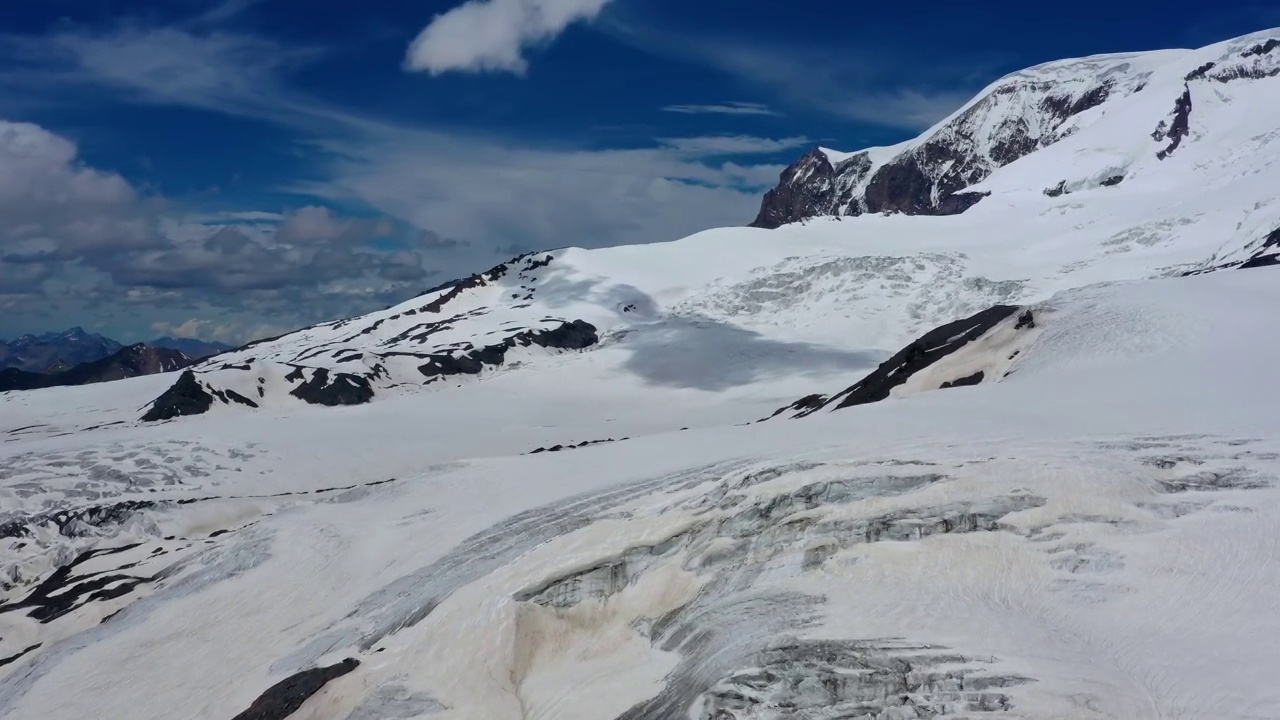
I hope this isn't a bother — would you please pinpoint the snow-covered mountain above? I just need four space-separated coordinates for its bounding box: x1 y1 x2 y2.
2 28 1280 720
752 30 1280 227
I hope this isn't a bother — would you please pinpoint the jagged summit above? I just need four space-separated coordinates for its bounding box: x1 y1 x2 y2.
752 28 1280 228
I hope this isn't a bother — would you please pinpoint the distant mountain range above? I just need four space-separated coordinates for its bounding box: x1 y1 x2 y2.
0 328 230 374
0 344 194 393
0 328 231 393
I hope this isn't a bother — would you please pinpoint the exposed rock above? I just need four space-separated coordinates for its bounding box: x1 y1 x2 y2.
941 371 985 388
768 304 1029 419
0 500 156 540
1156 86 1193 160
528 437 628 454
418 321 597 381
230 658 360 720
749 71 1119 227
1239 227 1280 269
0 544 152 623
1243 39 1280 58
761 393 828 421
0 643 41 669
1185 61 1217 81
828 305 1020 411
288 368 375 407
750 148 838 229
142 370 215 422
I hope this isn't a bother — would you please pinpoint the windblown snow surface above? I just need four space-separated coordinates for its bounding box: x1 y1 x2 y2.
3 28 1280 720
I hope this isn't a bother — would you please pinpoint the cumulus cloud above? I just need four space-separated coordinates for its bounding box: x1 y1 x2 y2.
0 120 159 270
405 0 614 75
0 119 452 343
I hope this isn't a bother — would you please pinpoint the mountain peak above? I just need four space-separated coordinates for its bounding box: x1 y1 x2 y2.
750 28 1280 229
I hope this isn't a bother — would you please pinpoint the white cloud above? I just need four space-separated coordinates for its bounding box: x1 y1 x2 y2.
0 119 156 263
662 102 779 116
405 0 614 75
659 135 811 157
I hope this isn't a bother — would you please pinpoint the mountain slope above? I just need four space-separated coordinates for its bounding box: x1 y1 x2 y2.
752 29 1280 227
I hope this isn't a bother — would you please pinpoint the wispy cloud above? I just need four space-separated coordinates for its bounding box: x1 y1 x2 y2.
602 19 1001 132
0 25 320 122
191 0 265 26
662 102 779 116
405 0 615 75
658 135 810 157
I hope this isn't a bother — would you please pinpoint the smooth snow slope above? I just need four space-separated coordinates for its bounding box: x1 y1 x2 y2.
2 268 1280 720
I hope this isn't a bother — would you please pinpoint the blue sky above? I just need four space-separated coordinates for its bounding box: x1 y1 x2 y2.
0 0 1276 343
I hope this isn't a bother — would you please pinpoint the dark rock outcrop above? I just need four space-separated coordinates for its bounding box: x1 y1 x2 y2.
419 320 598 381
142 370 214 422
750 148 838 229
772 305 1030 419
230 658 360 720
1239 227 1280 269
1183 227 1280 275
288 368 375 407
941 371 985 389
827 305 1020 411
1156 86 1193 160
0 544 152 623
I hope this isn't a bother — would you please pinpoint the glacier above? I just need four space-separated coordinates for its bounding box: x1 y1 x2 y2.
2 27 1280 720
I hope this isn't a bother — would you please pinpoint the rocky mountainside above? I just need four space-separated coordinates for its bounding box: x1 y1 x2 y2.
752 31 1280 228
0 344 193 393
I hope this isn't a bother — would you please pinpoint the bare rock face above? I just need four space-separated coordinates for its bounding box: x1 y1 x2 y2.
750 148 838 229
230 658 360 720
749 59 1129 228
141 370 214 422
288 368 375 407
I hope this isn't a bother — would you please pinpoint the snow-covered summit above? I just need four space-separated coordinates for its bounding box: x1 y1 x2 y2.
752 28 1280 227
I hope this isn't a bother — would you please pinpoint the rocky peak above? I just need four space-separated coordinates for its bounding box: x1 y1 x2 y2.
750 147 838 229
746 33 1280 229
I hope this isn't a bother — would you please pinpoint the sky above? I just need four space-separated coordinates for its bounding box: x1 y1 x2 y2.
0 0 1276 344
